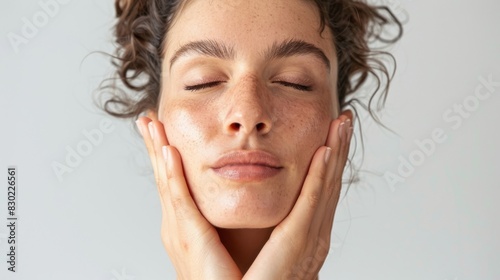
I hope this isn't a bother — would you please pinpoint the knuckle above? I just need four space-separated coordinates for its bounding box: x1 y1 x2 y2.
333 176 342 187
160 227 171 248
324 181 335 196
317 167 327 181
307 190 321 208
154 173 161 185
159 182 169 197
180 240 190 252
171 197 188 219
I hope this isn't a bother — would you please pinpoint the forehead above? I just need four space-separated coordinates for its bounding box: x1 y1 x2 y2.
164 0 336 63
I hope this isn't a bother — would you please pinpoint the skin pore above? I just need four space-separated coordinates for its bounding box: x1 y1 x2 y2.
143 0 350 276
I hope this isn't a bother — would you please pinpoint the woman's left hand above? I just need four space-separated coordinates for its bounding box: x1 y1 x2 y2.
243 111 353 280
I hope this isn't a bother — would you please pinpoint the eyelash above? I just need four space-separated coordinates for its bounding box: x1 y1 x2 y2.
184 81 312 92
273 81 312 92
184 81 223 91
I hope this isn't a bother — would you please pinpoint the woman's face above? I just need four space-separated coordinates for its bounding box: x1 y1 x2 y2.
158 0 339 228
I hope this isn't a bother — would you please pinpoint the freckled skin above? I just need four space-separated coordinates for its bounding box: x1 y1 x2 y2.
159 0 339 228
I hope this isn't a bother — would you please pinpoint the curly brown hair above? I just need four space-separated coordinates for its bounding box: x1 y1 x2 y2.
99 0 402 121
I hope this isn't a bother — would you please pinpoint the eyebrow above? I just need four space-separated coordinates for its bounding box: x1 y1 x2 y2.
169 39 330 71
169 40 235 69
265 39 330 71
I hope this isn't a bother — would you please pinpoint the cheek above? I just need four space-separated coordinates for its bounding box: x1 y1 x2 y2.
276 96 331 162
163 99 217 147
272 97 331 204
161 99 219 183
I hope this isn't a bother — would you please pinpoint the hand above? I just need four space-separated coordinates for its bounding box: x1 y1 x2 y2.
243 111 354 280
136 117 242 280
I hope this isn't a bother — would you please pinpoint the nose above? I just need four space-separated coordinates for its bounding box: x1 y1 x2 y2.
222 77 273 136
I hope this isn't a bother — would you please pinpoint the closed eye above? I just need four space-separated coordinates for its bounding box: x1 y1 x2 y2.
274 81 312 92
184 81 224 91
184 81 312 92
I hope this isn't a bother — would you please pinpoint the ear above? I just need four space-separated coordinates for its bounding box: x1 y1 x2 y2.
340 109 354 123
146 109 159 121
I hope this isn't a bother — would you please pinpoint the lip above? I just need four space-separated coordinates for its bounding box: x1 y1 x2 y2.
211 150 283 181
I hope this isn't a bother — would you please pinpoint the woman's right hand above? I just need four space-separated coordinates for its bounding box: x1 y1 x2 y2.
136 116 242 280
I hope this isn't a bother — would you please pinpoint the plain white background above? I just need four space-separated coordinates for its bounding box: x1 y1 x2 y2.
1 0 499 279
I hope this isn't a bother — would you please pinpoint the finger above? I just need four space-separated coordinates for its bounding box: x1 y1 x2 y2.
342 110 354 124
149 120 170 198
136 118 173 222
306 117 346 236
323 118 345 195
147 121 189 231
136 117 154 171
138 119 211 252
163 145 214 233
280 145 331 235
136 117 163 194
320 112 354 236
282 114 349 236
308 113 351 236
332 111 353 194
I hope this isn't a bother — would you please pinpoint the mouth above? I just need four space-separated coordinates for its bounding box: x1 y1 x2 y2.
211 150 283 182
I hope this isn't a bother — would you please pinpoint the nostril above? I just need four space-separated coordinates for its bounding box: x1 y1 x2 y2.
230 123 241 131
256 122 266 131
226 121 270 134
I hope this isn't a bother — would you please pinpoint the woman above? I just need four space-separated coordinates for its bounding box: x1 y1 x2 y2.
101 0 402 278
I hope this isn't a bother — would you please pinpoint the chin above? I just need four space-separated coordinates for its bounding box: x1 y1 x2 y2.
186 168 303 229
198 196 294 229
206 214 285 229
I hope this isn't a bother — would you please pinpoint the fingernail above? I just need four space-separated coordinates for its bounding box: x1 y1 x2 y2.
148 122 155 139
338 121 345 139
345 119 351 140
163 146 172 177
135 120 143 137
162 146 169 163
324 147 332 164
